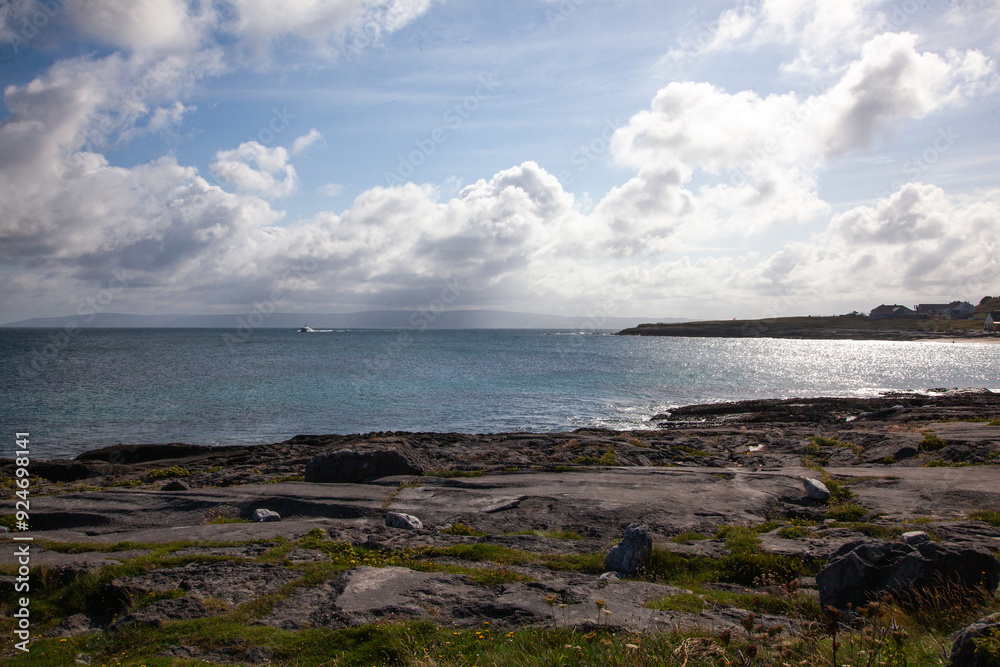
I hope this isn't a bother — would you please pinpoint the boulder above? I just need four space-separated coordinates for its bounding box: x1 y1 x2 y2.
385 512 423 530
252 509 281 523
803 478 831 502
304 447 423 484
817 540 1000 610
605 523 652 575
901 531 930 545
950 613 1000 667
161 480 189 491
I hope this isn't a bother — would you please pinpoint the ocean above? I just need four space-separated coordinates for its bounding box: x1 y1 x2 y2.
2 328 998 459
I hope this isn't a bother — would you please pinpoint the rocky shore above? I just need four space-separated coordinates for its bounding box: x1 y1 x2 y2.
2 390 999 665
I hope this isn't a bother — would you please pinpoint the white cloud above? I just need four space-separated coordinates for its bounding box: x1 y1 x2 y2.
64 0 215 55
211 142 297 198
2 1 999 321
146 101 195 132
700 0 887 75
318 182 344 197
291 129 324 155
227 0 435 55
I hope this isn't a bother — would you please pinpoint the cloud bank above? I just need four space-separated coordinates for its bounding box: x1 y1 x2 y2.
1 0 998 321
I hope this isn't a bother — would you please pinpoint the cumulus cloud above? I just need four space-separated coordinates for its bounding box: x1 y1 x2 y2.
291 129 324 154
211 142 297 198
704 0 886 74
2 0 998 321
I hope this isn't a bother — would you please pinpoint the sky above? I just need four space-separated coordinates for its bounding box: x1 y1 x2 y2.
1 0 999 323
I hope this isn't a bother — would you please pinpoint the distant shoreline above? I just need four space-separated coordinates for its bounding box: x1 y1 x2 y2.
617 315 999 342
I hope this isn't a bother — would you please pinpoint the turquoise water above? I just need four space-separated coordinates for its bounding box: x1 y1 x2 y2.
2 328 998 458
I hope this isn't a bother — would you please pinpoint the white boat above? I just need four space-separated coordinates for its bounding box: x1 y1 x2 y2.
297 325 314 332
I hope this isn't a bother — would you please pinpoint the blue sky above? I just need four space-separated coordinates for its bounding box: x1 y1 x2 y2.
1 0 999 322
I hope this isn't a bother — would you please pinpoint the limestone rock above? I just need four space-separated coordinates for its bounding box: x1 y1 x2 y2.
950 613 1000 667
305 447 423 484
605 523 652 574
385 511 423 530
161 480 189 491
816 540 1000 610
252 509 281 522
803 478 831 502
901 531 930 545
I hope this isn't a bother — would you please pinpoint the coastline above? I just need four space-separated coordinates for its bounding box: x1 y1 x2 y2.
3 391 999 665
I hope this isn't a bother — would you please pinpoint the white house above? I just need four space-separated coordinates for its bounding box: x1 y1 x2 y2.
986 312 1000 332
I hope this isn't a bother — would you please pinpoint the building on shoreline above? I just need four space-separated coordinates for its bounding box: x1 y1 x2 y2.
986 312 1000 332
915 301 975 319
870 304 917 320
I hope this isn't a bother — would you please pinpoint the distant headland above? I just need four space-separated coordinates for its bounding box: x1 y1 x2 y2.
618 296 1000 341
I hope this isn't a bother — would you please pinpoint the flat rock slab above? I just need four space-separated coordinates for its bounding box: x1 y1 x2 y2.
0 547 149 569
261 565 787 634
109 561 301 628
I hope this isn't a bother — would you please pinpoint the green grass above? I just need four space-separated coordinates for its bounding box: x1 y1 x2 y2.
645 592 707 613
264 474 305 483
990 419 1000 426
440 523 487 537
969 509 1000 526
822 478 857 503
777 525 812 539
506 529 584 540
424 469 486 478
144 465 190 481
3 527 997 667
823 502 868 522
920 430 948 451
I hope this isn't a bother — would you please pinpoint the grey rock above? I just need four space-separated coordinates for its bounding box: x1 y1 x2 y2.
950 613 1000 667
305 447 423 483
252 508 281 522
901 531 930 545
817 540 1000 610
44 613 108 638
75 654 92 665
385 511 423 530
803 478 831 502
161 480 189 491
604 523 652 574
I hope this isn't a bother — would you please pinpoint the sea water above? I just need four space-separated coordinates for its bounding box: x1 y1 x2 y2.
1 328 998 458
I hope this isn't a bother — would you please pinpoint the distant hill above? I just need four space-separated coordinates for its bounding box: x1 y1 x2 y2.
976 296 1000 315
1 310 686 330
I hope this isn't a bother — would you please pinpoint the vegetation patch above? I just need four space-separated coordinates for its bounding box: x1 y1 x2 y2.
506 529 584 540
645 592 707 613
777 524 812 539
264 474 305 483
424 469 486 478
144 465 191 481
823 502 868 522
919 430 948 451
969 509 1000 526
440 523 487 537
